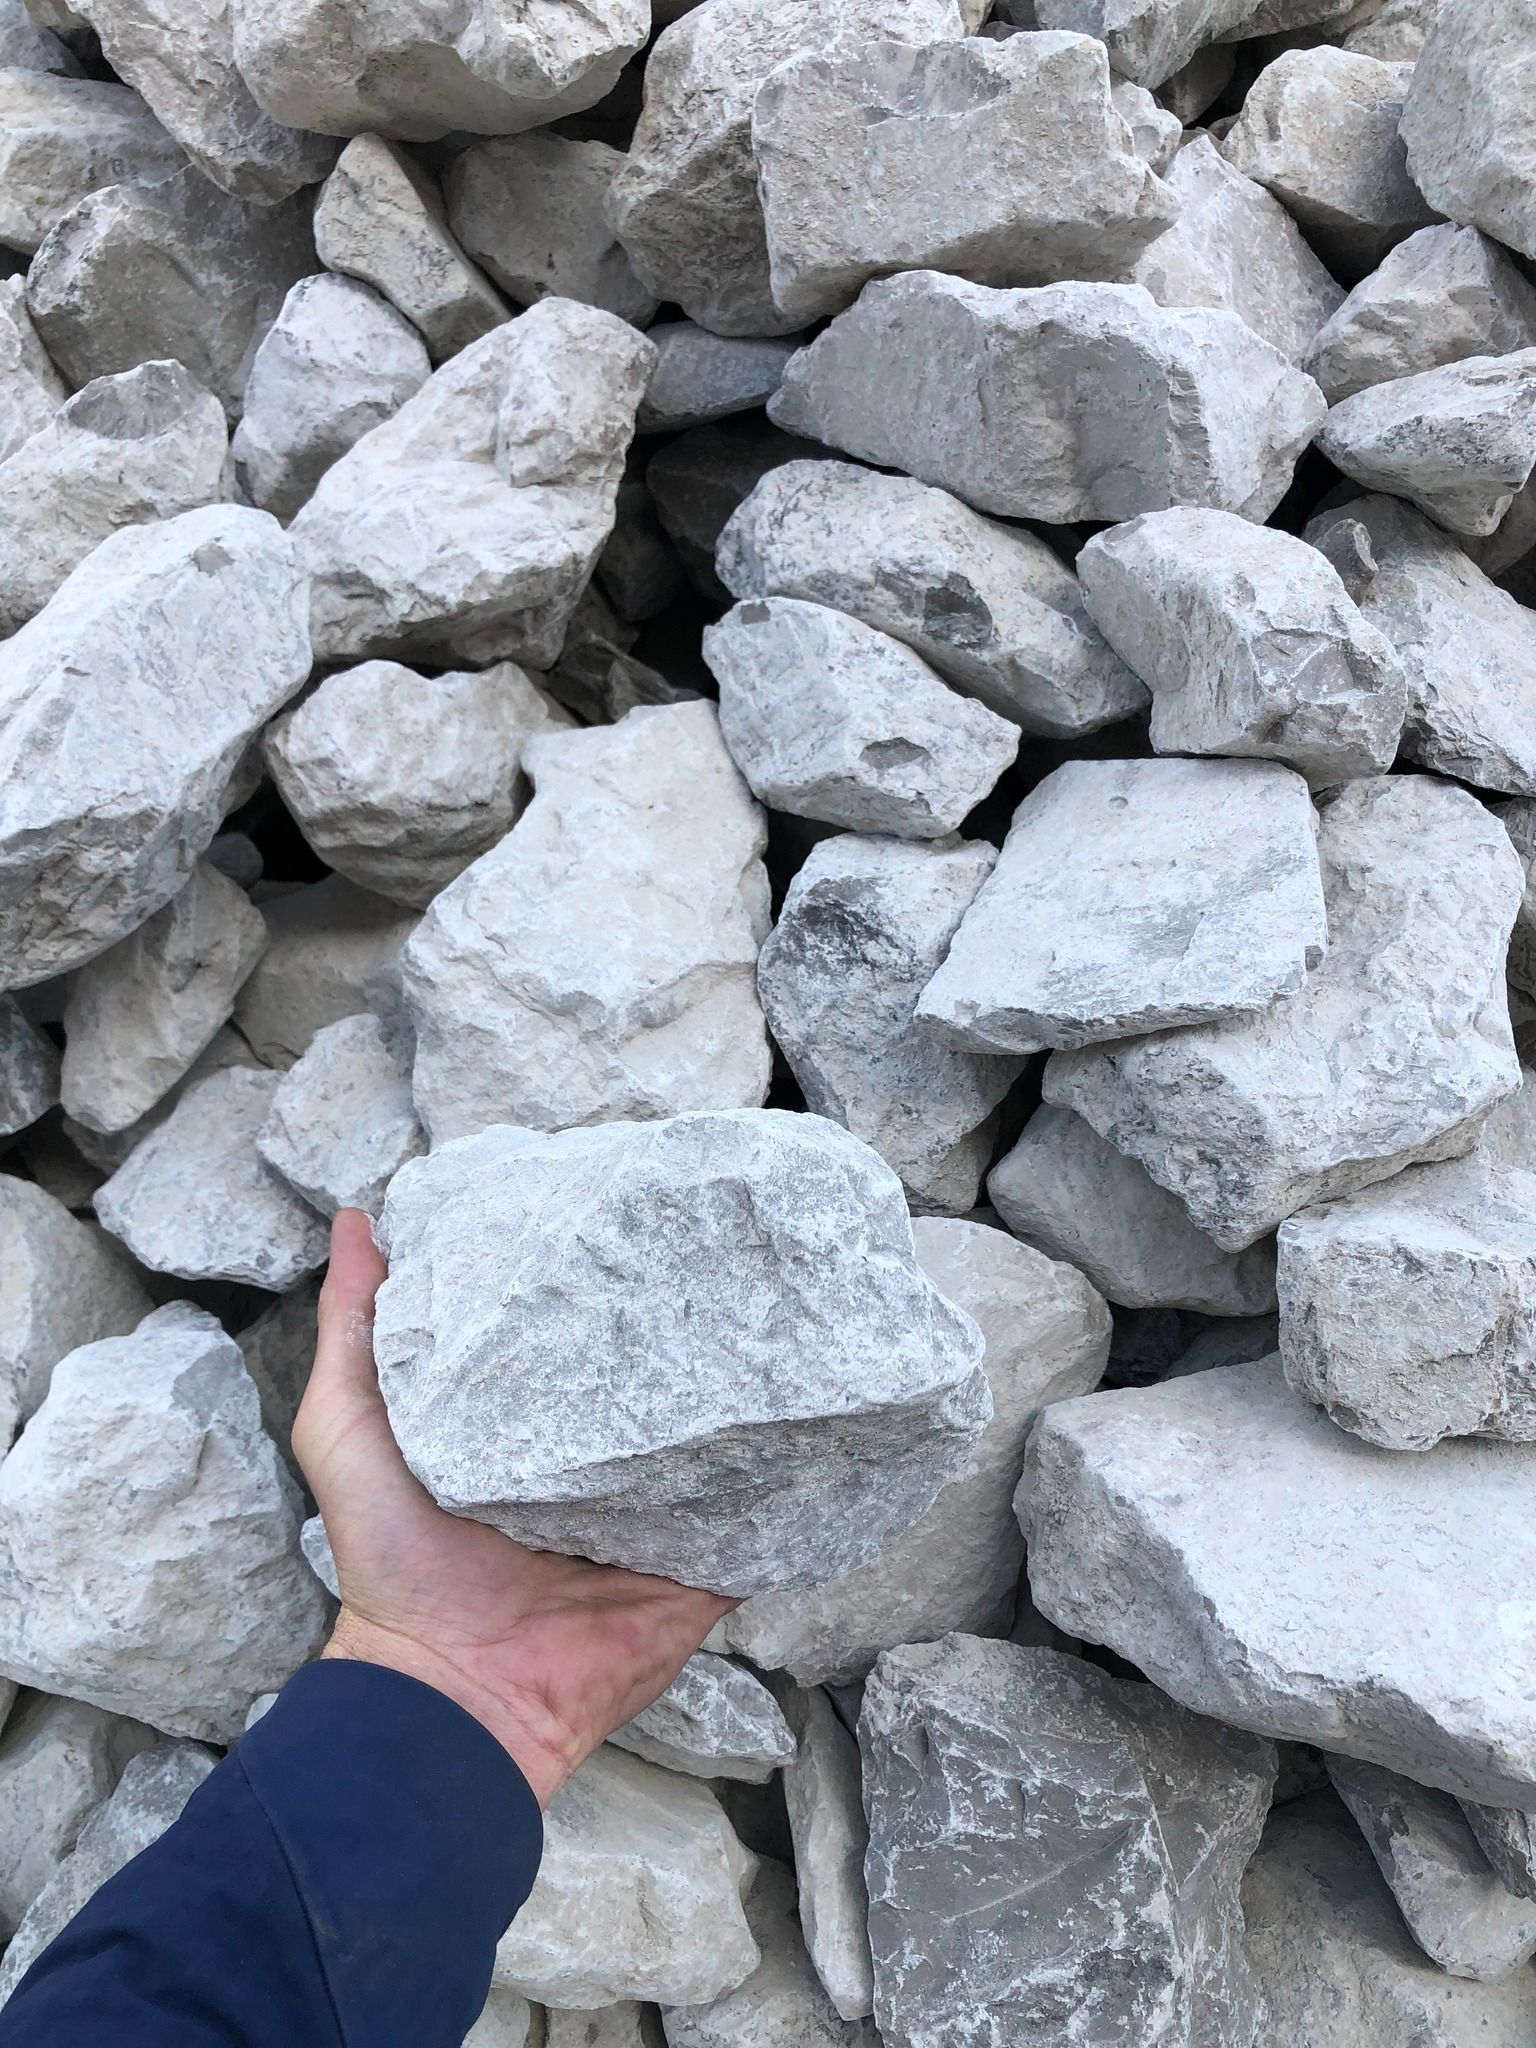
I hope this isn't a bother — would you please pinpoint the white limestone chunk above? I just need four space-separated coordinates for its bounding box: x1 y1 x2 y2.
1033 0 1363 86
234 876 417 1068
778 1685 873 2021
1399 0 1536 263
0 993 58 1136
256 1012 424 1218
638 325 797 435
0 275 64 464
0 70 183 256
0 1695 154 1941
610 1654 796 1785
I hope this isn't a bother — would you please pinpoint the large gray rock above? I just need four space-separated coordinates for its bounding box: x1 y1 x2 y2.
289 297 652 669
716 1218 1108 1682
715 459 1146 738
778 1685 873 2021
610 1654 795 1785
0 504 309 989
1033 0 1362 86
0 70 183 256
0 1693 154 1942
1399 0 1536 263
0 994 58 1137
1076 505 1407 785
752 32 1176 325
703 598 1019 840
1023 1357 1536 1806
638 324 797 435
860 1637 1275 2048
233 876 416 1068
1044 776 1522 1250
373 1111 991 1598
256 1011 425 1218
917 757 1327 1054
769 273 1325 524
0 274 64 464
0 1304 327 1742
756 833 1022 1214
403 703 770 1143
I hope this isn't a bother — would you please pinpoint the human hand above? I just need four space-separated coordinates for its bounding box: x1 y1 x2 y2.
292 1208 737 1808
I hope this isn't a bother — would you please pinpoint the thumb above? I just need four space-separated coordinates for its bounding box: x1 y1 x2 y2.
293 1208 393 1499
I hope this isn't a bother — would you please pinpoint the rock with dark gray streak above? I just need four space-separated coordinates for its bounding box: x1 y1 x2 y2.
1461 1804 1536 1903
1399 0 1536 263
638 324 797 435
779 1685 873 2021
611 1654 795 1785
0 995 58 1138
1032 0 1363 87
256 1012 424 1219
0 70 183 256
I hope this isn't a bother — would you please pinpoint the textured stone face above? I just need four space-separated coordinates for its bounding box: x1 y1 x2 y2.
0 0 79 73
1033 0 1361 87
233 876 416 1069
1023 1358 1536 1806
860 1637 1274 2048
769 273 1325 524
256 1012 425 1219
0 995 59 1139
373 1112 991 1597
609 1654 796 1785
0 1305 328 1742
1460 1804 1536 1902
0 504 310 989
1400 0 1536 262
0 70 183 256
638 325 798 435
0 276 65 464
776 1685 873 2021
403 703 771 1143
1045 776 1522 1250
0 1693 155 1941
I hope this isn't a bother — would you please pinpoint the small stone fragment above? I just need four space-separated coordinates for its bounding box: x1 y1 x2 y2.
1112 79 1182 175
0 274 63 463
234 876 417 1068
1399 0 1536 263
610 1654 796 1785
256 1012 424 1218
314 137 508 364
704 597 1019 840
770 273 1325 524
638 324 798 435
1033 0 1362 87
231 273 431 522
0 993 58 1136
0 1694 154 1940
0 70 183 256
778 1685 873 2021
1460 1805 1536 1902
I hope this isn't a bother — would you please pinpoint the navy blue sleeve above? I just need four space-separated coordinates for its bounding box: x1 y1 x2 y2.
0 1660 544 2048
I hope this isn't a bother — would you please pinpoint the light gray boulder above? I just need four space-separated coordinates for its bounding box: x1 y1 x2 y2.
861 1637 1275 2048
716 460 1145 737
0 1694 155 1940
1076 504 1406 784
703 598 1019 840
1399 0 1536 263
289 297 653 668
313 137 508 364
752 32 1176 325
778 1685 872 2021
0 994 58 1136
0 275 64 463
256 1012 424 1218
1044 775 1522 1250
0 504 309 989
231 274 431 521
756 833 1022 1214
0 70 183 256
95 1068 331 1289
492 1744 759 2009
63 1023 265 1182
402 703 770 1143
918 757 1327 1054
638 325 797 435
990 1105 1279 1315
60 859 266 1137
769 273 1325 524
1460 1805 1536 1902
716 1218 1107 1682
611 1654 795 1785
1032 0 1362 86
1023 1356 1536 1806
1130 134 1345 366
445 133 656 328
25 166 317 421
234 877 416 1069
262 659 572 908
0 1304 327 1742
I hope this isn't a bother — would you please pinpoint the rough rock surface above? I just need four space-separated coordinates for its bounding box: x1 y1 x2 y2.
638 325 797 435
1399 0 1536 263
402 704 771 1143
1033 0 1362 88
0 1693 154 1941
717 1218 1107 1682
234 876 416 1068
466 1990 541 2048
769 273 1325 524
1023 1357 1536 1805
0 1304 327 1742
1044 776 1522 1250
0 995 59 1138
263 659 572 908
861 1637 1275 2048
0 275 64 464
610 1654 795 1785
704 598 1019 840
256 1011 425 1218
0 504 309 989
1075 505 1407 784
0 0 79 73
0 70 183 256
1460 1805 1536 1902
715 460 1146 737
646 418 828 598
777 1685 873 2021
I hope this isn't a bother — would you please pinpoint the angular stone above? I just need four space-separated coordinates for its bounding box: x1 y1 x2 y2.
716 459 1146 737
0 1694 154 1940
445 133 656 327
1112 78 1182 175
313 137 508 364
0 504 309 988
0 993 58 1136
1033 0 1362 86
1399 0 1536 263
290 297 652 668
26 166 317 421
256 1012 424 1218
96 1068 331 1289
756 833 1022 1213
0 70 183 256
608 0 970 337
231 273 431 521
234 877 417 1068
1045 776 1521 1250
861 1637 1274 2048
1076 504 1407 784
704 598 1018 840
753 32 1176 325
0 1303 327 1740
1024 1356 1536 1805
229 0 648 143
778 1685 873 2021
63 1022 264 1184
1327 1755 1536 1980
1345 0 1442 57
0 0 79 72
610 1654 796 1785
1130 134 1345 365
638 325 797 436
0 274 63 464
403 703 770 1142
770 273 1324 524
375 1112 990 1597
492 1745 759 2008
263 659 571 909
60 858 266 1137
717 1218 1107 1681
1460 1804 1536 1902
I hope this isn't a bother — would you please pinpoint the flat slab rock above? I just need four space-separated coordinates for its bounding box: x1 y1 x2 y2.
1033 0 1362 88
778 1684 874 2021
372 1111 991 1598
1461 1803 1536 1901
1023 1357 1536 1807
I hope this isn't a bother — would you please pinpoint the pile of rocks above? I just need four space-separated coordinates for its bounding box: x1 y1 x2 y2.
3 0 1536 2039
